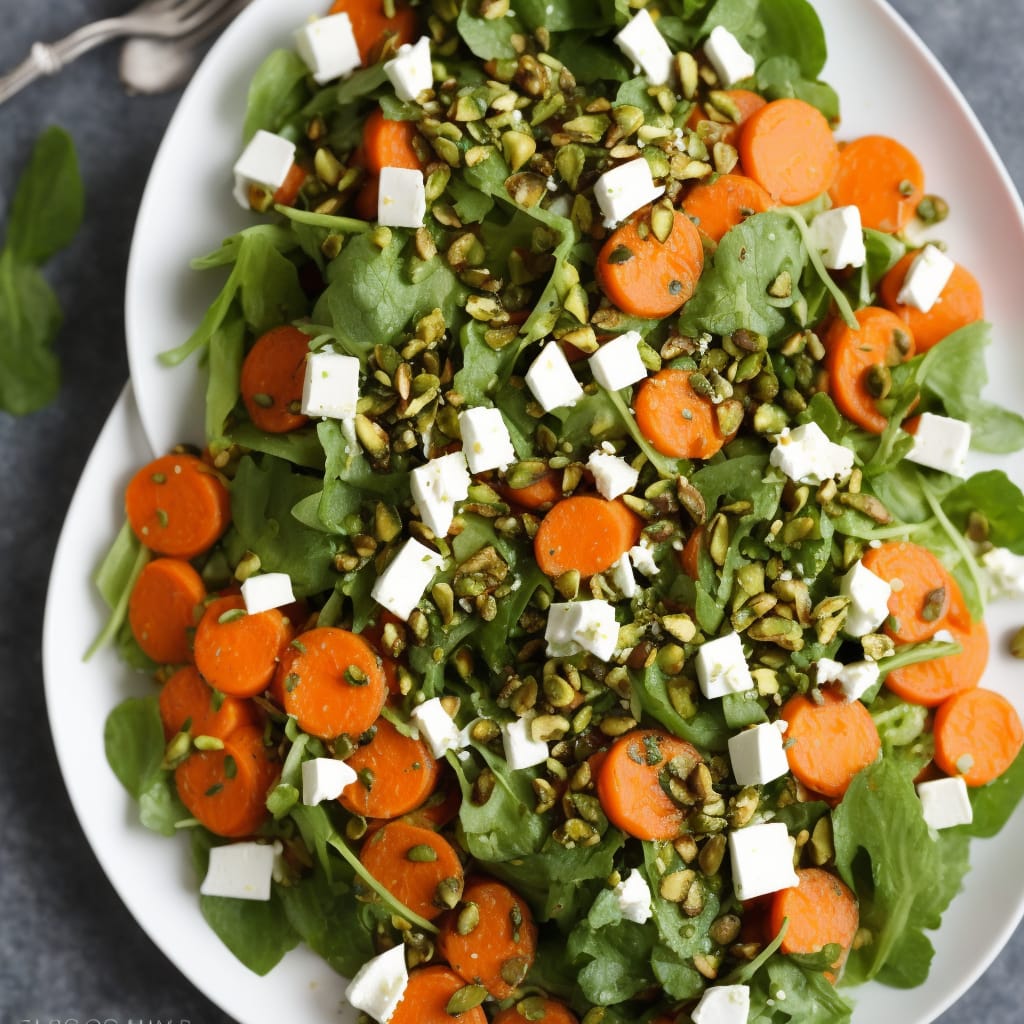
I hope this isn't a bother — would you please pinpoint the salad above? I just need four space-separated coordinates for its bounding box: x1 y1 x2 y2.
93 0 1024 1022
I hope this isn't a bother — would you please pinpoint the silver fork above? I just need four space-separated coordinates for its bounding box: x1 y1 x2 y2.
0 0 246 106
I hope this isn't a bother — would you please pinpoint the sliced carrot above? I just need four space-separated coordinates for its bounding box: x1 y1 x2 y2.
596 728 703 840
738 98 840 205
779 688 881 799
492 997 580 1024
240 325 310 434
679 525 704 580
158 664 258 741
339 716 440 819
860 541 966 644
193 594 293 699
174 724 277 837
878 251 984 352
272 161 307 207
359 108 423 174
768 867 859 979
681 172 774 243
595 208 704 319
498 468 563 512
400 771 462 830
437 877 538 999
823 306 915 434
275 626 388 740
634 368 728 459
885 616 988 708
828 135 924 233
328 0 418 64
933 687 1024 787
533 495 642 578
390 965 487 1024
686 89 767 147
128 557 205 665
125 453 231 559
360 820 464 921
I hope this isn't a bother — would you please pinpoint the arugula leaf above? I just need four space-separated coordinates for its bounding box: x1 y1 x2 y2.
242 49 311 141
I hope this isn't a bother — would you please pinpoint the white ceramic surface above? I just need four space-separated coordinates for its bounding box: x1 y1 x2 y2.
57 0 1024 1021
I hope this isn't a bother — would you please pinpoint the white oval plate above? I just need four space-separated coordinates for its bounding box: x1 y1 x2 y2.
57 0 1024 1022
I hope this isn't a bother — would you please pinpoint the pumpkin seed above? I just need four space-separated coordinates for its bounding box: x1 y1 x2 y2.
447 984 489 1015
456 901 481 935
698 833 727 875
660 869 696 903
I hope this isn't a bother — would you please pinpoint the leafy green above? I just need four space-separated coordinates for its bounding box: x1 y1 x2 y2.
456 4 526 59
942 470 1024 554
104 697 165 801
967 747 1024 838
242 49 311 141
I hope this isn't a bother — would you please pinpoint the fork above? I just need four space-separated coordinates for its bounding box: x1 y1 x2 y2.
0 0 247 106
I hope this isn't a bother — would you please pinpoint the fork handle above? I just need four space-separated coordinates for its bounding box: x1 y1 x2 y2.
0 17 131 105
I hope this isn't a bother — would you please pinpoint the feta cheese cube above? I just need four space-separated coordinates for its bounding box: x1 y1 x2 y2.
629 543 660 578
840 560 892 637
982 546 1024 600
905 411 971 477
570 599 620 661
502 712 550 770
691 985 751 1024
295 13 361 85
836 660 879 702
593 157 665 228
545 602 583 658
459 406 516 473
411 697 463 758
200 841 277 901
378 165 426 228
728 723 789 787
410 451 471 537
613 870 653 924
815 657 844 684
233 129 295 209
524 340 584 412
610 552 638 598
769 421 854 485
587 451 639 500
728 822 799 901
344 944 409 1024
240 572 295 615
371 538 444 621
613 8 674 86
809 205 866 270
301 349 360 419
896 244 955 313
384 36 432 102
917 776 974 830
695 632 754 699
703 25 756 87
301 757 357 805
588 330 649 392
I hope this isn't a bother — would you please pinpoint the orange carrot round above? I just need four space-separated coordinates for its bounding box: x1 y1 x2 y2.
779 688 881 799
533 495 642 578
595 208 705 319
823 306 915 434
768 867 859 978
128 557 205 665
878 251 984 352
158 664 258 741
390 965 487 1024
499 468 563 512
933 687 1024 787
328 0 418 64
686 88 767 147
596 728 703 840
240 325 311 434
125 453 231 559
492 998 580 1024
634 368 729 459
437 877 538 999
860 541 966 644
359 108 423 174
360 820 464 921
738 98 840 205
272 161 307 207
681 172 774 243
828 135 924 233
885 616 988 708
174 724 277 837
276 627 388 740
339 716 440 819
193 594 293 699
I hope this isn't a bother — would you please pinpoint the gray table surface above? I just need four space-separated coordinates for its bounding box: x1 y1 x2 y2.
2 1 1022 1021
